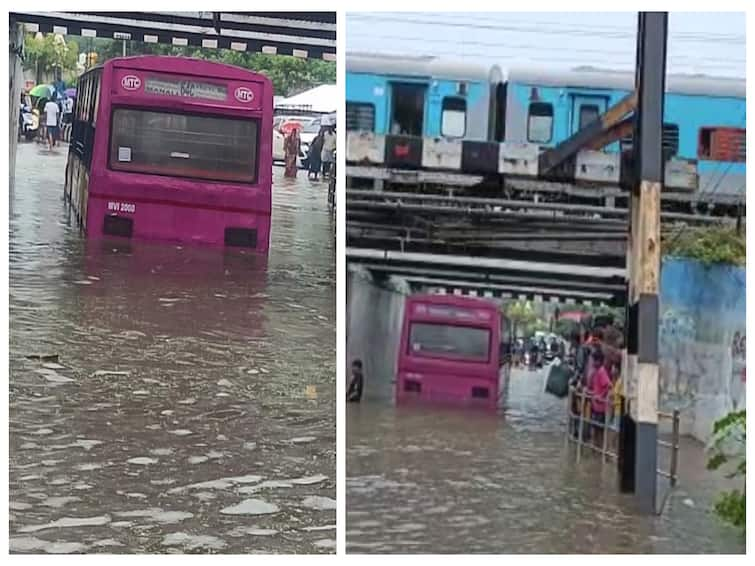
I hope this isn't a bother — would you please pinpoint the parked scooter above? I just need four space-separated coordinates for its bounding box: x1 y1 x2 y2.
18 104 38 142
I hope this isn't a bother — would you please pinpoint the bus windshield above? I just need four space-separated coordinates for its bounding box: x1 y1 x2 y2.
109 108 259 183
408 323 490 362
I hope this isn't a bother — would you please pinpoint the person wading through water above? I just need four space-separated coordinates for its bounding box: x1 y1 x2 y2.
347 359 364 403
283 127 301 178
307 129 324 181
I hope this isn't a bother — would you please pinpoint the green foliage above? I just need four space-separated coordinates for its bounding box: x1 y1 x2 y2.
503 300 548 338
714 490 746 529
85 38 335 97
664 226 745 267
553 318 577 338
706 409 746 534
23 33 79 83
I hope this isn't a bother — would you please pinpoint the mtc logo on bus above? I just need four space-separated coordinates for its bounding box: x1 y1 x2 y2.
121 75 142 91
234 86 254 103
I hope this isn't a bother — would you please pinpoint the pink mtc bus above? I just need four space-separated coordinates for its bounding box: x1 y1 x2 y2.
64 56 273 250
397 294 506 409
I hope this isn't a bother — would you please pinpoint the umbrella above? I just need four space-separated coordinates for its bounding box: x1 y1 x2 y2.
29 84 55 99
557 311 587 323
279 121 304 135
65 87 77 98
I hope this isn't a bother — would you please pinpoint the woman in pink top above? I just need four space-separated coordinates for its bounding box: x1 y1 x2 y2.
589 348 612 447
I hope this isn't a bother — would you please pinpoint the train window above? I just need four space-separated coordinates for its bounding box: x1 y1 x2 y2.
441 97 466 138
699 127 746 162
620 123 680 158
527 102 553 143
663 123 679 157
346 102 375 131
579 105 600 129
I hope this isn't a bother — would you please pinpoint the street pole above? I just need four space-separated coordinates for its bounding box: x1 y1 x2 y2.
621 11 667 515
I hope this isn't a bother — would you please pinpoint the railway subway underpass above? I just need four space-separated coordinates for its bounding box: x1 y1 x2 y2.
344 267 745 553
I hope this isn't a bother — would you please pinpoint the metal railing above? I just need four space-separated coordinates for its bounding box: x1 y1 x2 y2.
566 386 680 486
657 409 681 487
566 385 618 463
328 155 336 211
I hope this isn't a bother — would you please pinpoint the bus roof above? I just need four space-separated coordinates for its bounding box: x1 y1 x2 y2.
506 66 745 98
406 293 500 310
346 52 503 83
99 55 271 84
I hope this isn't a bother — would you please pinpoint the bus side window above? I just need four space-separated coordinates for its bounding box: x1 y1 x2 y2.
346 102 375 131
441 97 466 138
93 72 101 125
527 102 553 143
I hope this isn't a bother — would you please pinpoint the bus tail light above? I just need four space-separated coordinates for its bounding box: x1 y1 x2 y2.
225 227 258 248
404 380 422 393
103 215 133 238
471 387 490 399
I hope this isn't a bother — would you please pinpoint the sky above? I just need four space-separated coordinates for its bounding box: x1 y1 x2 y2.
346 12 746 78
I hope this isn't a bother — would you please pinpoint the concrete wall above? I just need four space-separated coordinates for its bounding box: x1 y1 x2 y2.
9 22 24 185
658 258 746 443
346 268 408 402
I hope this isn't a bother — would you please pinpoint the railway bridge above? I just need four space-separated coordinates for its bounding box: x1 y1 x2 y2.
8 11 336 181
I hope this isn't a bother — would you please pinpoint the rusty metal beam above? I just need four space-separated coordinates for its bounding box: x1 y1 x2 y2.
587 117 634 151
539 91 638 174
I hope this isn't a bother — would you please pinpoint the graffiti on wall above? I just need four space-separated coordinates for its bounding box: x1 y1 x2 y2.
659 308 700 403
730 330 746 409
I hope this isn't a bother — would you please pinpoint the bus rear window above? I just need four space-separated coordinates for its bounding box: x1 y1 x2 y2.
109 109 258 183
408 323 490 362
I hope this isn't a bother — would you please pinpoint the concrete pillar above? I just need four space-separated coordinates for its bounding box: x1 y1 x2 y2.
9 20 24 185
621 12 667 514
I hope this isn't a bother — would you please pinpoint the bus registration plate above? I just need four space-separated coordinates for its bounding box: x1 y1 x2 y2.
108 202 136 214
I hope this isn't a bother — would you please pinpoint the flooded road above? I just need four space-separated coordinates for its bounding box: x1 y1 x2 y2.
346 366 745 553
9 142 335 554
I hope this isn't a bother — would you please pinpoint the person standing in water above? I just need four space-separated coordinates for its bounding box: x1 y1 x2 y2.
284 127 301 178
320 126 336 179
307 129 324 181
347 359 364 403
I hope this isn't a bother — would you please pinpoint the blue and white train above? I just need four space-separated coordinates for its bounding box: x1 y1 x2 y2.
346 53 745 195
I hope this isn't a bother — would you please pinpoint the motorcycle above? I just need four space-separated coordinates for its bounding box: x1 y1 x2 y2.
18 105 38 142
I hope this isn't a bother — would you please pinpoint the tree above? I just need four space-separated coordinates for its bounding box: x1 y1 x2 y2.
23 33 79 84
85 38 335 97
707 409 746 535
663 226 745 267
504 300 538 339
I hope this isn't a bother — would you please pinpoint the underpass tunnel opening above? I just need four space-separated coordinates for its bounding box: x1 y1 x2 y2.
346 264 627 410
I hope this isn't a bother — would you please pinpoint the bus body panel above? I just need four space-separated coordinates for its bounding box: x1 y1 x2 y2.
397 294 502 409
66 56 273 250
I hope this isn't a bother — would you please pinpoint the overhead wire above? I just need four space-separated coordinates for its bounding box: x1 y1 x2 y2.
346 33 745 68
346 14 746 44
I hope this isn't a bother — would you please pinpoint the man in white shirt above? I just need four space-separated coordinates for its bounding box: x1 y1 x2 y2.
43 99 60 150
320 127 336 179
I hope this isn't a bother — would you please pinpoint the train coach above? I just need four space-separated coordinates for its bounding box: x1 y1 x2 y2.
346 53 745 195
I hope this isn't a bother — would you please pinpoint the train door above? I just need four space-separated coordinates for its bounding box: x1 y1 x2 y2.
570 95 608 135
389 82 427 136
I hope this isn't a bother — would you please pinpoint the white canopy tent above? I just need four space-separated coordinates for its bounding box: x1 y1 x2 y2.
276 84 337 114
